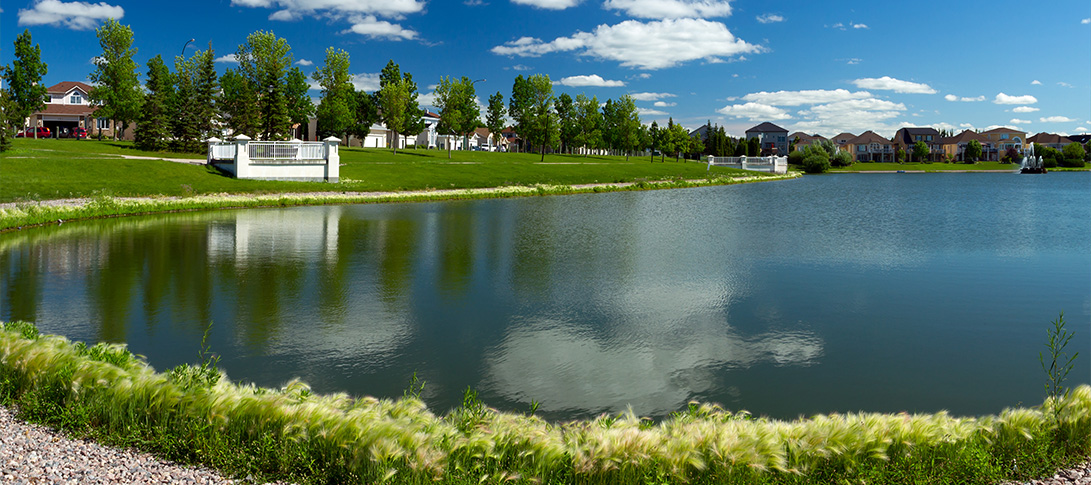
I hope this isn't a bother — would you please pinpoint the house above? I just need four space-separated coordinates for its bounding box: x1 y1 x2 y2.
744 122 788 155
894 127 944 162
27 81 124 139
789 132 828 152
414 111 441 148
470 127 506 151
979 127 1026 161
1027 132 1074 151
941 130 988 162
830 132 856 152
500 127 522 152
847 131 895 162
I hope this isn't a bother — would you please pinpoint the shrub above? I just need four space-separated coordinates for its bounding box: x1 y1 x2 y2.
787 150 804 166
802 145 831 173
831 150 853 167
1061 143 1086 167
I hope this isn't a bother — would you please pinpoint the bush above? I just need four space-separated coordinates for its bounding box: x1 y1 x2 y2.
1060 143 1086 167
802 145 831 173
831 151 853 167
787 150 804 166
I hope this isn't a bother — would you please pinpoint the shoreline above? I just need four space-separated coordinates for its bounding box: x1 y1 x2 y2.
0 173 799 233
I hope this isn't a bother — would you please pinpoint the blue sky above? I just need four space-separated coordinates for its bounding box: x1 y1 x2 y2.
3 0 1089 138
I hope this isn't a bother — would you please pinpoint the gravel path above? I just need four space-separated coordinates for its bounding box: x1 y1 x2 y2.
0 406 290 484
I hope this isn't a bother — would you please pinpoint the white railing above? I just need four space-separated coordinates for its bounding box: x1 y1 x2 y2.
707 155 788 174
206 135 341 183
247 141 326 162
208 142 237 160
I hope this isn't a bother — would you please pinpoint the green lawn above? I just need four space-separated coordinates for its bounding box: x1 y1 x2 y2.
0 138 756 203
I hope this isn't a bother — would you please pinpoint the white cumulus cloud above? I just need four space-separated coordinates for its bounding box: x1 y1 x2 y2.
1010 118 1032 125
944 94 985 102
18 0 124 30
637 107 668 116
756 13 783 23
351 73 381 92
852 76 936 94
215 54 239 63
1012 106 1039 113
604 0 732 18
346 15 418 40
853 23 868 29
1082 18 1090 24
741 89 871 106
492 18 760 70
230 0 424 18
629 92 675 101
555 74 625 87
296 59 314 66
1031 80 1042 85
994 93 1038 105
1040 116 1076 123
511 0 580 9
653 101 676 107
716 102 791 120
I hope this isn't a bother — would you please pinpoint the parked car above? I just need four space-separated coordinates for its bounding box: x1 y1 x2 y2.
15 127 52 138
59 127 88 139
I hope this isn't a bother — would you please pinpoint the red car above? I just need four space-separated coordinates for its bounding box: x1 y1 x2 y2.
15 127 52 138
60 127 88 139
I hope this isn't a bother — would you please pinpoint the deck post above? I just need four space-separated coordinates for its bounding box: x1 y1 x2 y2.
324 136 341 183
234 135 251 179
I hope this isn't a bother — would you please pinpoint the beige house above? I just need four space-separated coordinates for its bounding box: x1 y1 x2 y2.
27 81 126 139
941 130 988 162
980 127 1026 161
847 131 895 162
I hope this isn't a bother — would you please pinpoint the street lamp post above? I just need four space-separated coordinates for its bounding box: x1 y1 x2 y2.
181 38 195 57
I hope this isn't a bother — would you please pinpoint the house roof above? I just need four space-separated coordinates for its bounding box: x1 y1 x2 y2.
1028 133 1073 145
423 111 441 119
981 127 1024 135
895 127 941 145
47 81 94 96
831 132 856 144
847 131 891 145
941 130 987 145
40 104 98 116
790 132 827 143
744 122 787 134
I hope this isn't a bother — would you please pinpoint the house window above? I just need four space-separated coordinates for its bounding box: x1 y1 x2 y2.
857 145 865 152
97 118 110 130
925 135 933 141
1000 134 1009 140
70 94 82 104
915 135 921 141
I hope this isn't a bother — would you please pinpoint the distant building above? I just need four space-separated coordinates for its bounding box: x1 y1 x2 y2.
1027 132 1074 151
979 127 1026 161
894 127 944 162
847 131 895 162
789 132 828 152
830 132 856 152
26 81 126 139
940 130 988 162
744 122 788 155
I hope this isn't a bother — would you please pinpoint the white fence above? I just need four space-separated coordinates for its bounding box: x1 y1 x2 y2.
707 155 788 174
207 135 341 182
248 141 326 162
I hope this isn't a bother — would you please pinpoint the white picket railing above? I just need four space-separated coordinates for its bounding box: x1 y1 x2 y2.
208 142 237 160
707 155 788 174
247 141 326 162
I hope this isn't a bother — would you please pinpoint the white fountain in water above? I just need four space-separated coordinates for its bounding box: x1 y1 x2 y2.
1019 144 1046 174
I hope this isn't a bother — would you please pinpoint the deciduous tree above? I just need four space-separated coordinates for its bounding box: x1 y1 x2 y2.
377 60 423 154
236 30 293 140
218 69 258 138
314 48 354 140
573 94 602 156
554 93 575 154
285 67 313 139
90 19 141 140
524 74 558 162
965 139 983 162
1 30 48 135
434 76 479 158
912 140 929 163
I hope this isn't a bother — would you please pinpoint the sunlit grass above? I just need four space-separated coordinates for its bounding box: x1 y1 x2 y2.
2 321 1088 484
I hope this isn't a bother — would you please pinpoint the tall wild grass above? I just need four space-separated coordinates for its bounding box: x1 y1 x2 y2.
1 320 1088 484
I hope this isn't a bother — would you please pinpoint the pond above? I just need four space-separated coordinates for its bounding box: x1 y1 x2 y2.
2 173 1088 420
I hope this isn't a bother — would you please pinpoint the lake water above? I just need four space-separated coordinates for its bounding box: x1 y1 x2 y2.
2 173 1088 420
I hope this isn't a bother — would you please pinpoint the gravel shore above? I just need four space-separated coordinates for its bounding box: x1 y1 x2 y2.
2 404 1087 484
0 406 291 484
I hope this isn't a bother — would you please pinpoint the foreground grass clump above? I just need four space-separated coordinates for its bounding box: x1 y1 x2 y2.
1 321 1088 485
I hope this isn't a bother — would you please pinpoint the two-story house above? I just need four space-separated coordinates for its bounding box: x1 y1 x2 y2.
744 122 788 155
980 127 1026 161
894 127 944 162
830 132 855 152
29 82 120 138
941 130 988 162
1027 132 1074 151
847 131 895 162
789 132 828 152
